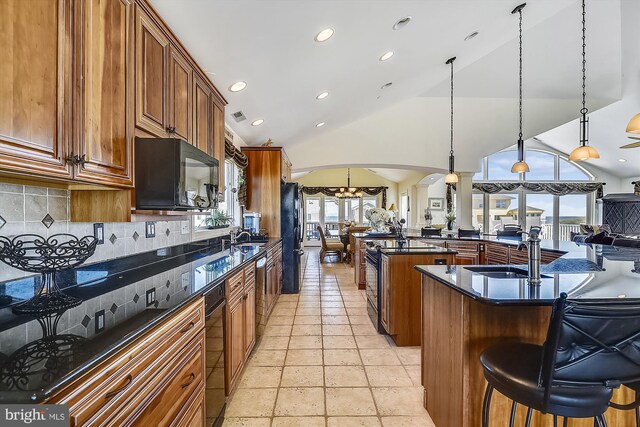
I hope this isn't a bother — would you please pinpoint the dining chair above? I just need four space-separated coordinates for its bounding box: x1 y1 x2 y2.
317 225 343 263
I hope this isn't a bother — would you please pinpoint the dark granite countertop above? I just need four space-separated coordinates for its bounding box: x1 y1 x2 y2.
366 239 458 255
0 237 279 403
416 242 640 306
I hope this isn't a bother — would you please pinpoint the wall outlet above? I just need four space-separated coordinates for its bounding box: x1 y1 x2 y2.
93 223 104 244
145 221 156 238
95 310 105 333
180 220 190 235
181 272 190 291
146 288 156 307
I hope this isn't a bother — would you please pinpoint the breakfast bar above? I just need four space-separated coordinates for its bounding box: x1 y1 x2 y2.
416 242 640 427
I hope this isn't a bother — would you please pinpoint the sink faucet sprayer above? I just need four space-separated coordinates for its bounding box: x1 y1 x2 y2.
517 226 542 286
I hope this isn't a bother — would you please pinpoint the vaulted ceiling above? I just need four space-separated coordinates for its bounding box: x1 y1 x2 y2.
149 0 635 178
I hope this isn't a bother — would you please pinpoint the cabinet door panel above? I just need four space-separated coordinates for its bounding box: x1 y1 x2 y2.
213 102 225 200
0 0 71 178
193 76 212 155
75 0 133 186
225 295 245 394
168 46 192 142
135 7 168 136
244 283 256 359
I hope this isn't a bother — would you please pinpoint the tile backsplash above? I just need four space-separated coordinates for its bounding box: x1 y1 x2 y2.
0 183 226 282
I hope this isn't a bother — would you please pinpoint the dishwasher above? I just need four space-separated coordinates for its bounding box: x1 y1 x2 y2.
203 282 226 427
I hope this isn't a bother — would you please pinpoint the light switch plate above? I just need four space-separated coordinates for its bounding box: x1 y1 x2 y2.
146 288 156 307
93 223 104 244
180 220 190 235
95 310 105 333
145 221 156 238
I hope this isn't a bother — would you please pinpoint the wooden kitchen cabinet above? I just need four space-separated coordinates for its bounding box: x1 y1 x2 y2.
176 389 205 427
47 298 205 426
485 242 510 265
446 241 483 265
0 0 73 179
193 75 213 155
380 252 455 346
281 150 292 182
225 265 258 394
168 46 193 142
135 5 169 138
213 102 226 200
74 0 134 187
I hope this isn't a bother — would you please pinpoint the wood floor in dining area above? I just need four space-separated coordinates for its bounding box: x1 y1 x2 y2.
222 248 436 427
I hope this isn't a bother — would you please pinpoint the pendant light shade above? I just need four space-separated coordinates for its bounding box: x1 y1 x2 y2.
510 4 529 174
569 0 600 162
627 113 640 134
445 57 458 184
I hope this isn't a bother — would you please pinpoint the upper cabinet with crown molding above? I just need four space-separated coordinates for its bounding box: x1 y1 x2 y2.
0 0 227 212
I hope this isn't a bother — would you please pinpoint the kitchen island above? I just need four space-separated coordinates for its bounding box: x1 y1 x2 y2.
416 242 640 427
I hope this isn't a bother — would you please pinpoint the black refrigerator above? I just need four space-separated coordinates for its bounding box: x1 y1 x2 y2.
281 182 303 293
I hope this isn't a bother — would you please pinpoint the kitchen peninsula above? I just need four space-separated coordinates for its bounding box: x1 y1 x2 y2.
0 237 282 426
416 241 640 427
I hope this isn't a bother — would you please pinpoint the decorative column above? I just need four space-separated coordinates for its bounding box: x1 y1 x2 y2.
416 184 429 227
455 172 474 229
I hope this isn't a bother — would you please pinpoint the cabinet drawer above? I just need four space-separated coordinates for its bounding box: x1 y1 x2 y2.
244 264 256 285
51 298 204 426
509 248 529 264
130 331 205 426
447 241 479 252
227 270 244 301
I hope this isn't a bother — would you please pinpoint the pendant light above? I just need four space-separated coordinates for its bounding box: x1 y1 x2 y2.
335 168 363 199
626 113 640 134
569 0 600 161
511 3 529 173
444 57 458 184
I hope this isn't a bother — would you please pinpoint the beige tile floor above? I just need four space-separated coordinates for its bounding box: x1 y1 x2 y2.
223 248 436 427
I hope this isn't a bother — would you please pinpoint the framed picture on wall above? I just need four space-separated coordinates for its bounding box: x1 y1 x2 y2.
428 197 444 211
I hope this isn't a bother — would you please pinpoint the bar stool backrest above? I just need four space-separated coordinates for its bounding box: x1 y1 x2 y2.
421 227 442 237
539 293 640 411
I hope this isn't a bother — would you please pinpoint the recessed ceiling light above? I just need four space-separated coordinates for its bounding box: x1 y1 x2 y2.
229 81 247 92
379 51 394 61
381 82 393 89
619 158 627 163
464 31 479 41
316 91 329 100
315 28 334 42
251 119 264 126
316 122 326 128
393 16 412 30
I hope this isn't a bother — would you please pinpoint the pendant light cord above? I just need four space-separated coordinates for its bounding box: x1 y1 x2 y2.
450 58 454 156
518 6 523 141
581 0 588 115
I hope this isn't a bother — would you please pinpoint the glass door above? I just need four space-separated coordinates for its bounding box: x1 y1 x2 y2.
304 196 321 246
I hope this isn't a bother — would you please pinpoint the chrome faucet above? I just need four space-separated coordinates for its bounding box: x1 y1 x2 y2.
230 229 251 245
517 226 542 285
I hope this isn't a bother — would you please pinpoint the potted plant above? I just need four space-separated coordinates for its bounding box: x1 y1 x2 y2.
204 210 234 229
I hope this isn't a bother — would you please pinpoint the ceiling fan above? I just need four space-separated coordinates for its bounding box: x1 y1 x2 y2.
621 136 640 149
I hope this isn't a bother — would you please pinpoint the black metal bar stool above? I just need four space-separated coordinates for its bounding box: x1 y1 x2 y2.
480 293 640 426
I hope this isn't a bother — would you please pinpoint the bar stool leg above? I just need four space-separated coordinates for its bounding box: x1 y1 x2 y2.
636 407 639 427
598 414 608 427
481 384 494 427
553 415 558 427
509 401 517 427
524 408 533 427
563 417 568 427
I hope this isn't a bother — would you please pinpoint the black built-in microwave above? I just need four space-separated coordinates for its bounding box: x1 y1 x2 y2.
135 138 219 211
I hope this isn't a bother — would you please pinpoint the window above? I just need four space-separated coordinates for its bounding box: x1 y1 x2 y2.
194 160 241 231
473 147 594 240
302 195 381 246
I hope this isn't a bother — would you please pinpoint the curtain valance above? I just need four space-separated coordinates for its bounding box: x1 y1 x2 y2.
301 186 388 209
225 139 248 169
452 182 605 199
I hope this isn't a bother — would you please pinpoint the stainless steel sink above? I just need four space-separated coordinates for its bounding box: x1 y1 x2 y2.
465 266 550 279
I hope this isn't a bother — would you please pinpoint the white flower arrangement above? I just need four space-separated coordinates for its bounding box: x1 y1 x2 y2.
365 208 391 228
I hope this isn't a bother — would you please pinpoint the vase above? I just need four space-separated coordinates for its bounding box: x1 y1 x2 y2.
447 220 454 231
